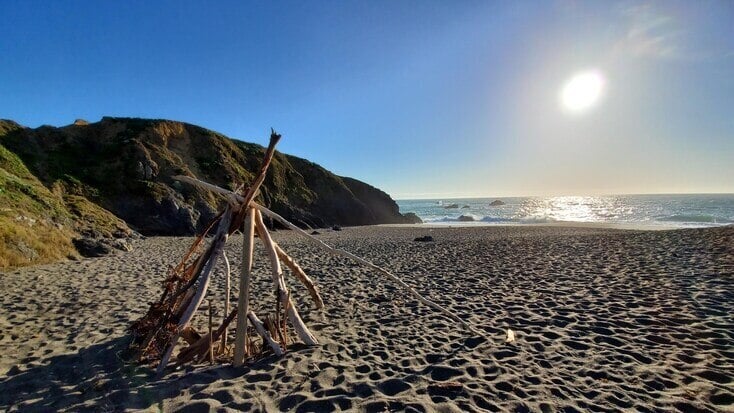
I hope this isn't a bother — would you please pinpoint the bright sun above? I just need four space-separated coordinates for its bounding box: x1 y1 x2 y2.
560 70 605 113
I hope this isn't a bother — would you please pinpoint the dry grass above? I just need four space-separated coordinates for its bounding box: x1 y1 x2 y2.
0 143 77 269
0 216 76 268
63 195 131 238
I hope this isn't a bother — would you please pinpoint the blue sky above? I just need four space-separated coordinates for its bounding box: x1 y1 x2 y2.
1 1 732 198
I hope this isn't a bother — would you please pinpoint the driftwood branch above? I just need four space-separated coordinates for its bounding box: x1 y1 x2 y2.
220 251 231 352
248 311 284 356
275 244 324 309
254 209 318 345
156 207 233 376
230 130 281 231
233 208 255 366
136 215 222 356
180 326 201 345
175 306 237 365
208 300 214 364
243 130 280 203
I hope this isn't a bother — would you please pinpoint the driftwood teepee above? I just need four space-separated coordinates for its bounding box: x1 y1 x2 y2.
129 131 478 376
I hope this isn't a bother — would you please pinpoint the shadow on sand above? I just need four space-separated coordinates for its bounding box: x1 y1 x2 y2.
0 332 490 412
0 335 299 412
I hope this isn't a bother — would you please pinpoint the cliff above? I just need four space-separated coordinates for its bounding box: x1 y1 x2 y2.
0 117 419 267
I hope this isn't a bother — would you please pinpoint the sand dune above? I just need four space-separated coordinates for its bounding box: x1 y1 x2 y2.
1 225 732 412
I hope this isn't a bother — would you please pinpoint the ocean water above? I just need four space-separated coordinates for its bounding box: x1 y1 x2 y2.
396 194 734 229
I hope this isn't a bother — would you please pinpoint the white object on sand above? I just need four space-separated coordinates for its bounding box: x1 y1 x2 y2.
506 328 515 343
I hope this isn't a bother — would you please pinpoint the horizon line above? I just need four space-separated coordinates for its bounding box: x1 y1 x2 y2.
393 191 734 201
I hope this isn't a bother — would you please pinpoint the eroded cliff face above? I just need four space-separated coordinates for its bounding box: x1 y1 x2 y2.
0 117 418 266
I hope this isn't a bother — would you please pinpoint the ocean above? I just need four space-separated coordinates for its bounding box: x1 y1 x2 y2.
396 194 734 229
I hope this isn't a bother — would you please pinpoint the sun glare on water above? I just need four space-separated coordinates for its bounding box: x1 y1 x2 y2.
560 70 605 113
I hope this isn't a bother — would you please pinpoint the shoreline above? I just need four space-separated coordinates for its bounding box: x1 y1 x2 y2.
381 221 734 231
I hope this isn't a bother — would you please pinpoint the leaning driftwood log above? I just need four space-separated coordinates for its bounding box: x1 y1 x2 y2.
220 251 231 352
171 176 482 336
233 207 255 366
253 209 318 345
155 207 233 375
275 243 324 309
129 129 482 377
248 310 284 356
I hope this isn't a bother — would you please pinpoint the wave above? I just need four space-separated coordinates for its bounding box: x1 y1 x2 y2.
423 215 559 224
424 215 488 223
480 216 514 223
424 215 503 223
659 214 733 224
515 216 558 224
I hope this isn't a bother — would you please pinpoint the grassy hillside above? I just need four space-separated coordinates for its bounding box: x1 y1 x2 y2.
0 117 418 268
0 120 134 268
0 135 76 267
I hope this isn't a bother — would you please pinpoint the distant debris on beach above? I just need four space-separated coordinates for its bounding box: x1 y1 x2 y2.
458 215 475 222
413 235 434 242
489 200 506 206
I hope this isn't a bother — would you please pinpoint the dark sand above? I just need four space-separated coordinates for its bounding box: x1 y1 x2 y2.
1 225 732 412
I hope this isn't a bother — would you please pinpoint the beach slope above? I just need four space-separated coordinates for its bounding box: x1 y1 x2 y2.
1 225 732 412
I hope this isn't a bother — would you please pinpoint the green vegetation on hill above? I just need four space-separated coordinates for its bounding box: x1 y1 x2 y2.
0 132 76 267
0 120 136 268
0 117 419 268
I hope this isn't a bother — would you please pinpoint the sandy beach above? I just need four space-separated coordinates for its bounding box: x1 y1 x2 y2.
1 225 732 412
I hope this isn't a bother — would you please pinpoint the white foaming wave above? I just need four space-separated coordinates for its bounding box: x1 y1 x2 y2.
421 215 558 224
423 215 484 223
659 214 733 224
515 216 559 224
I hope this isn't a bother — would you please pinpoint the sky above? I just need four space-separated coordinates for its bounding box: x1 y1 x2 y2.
1 0 733 198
